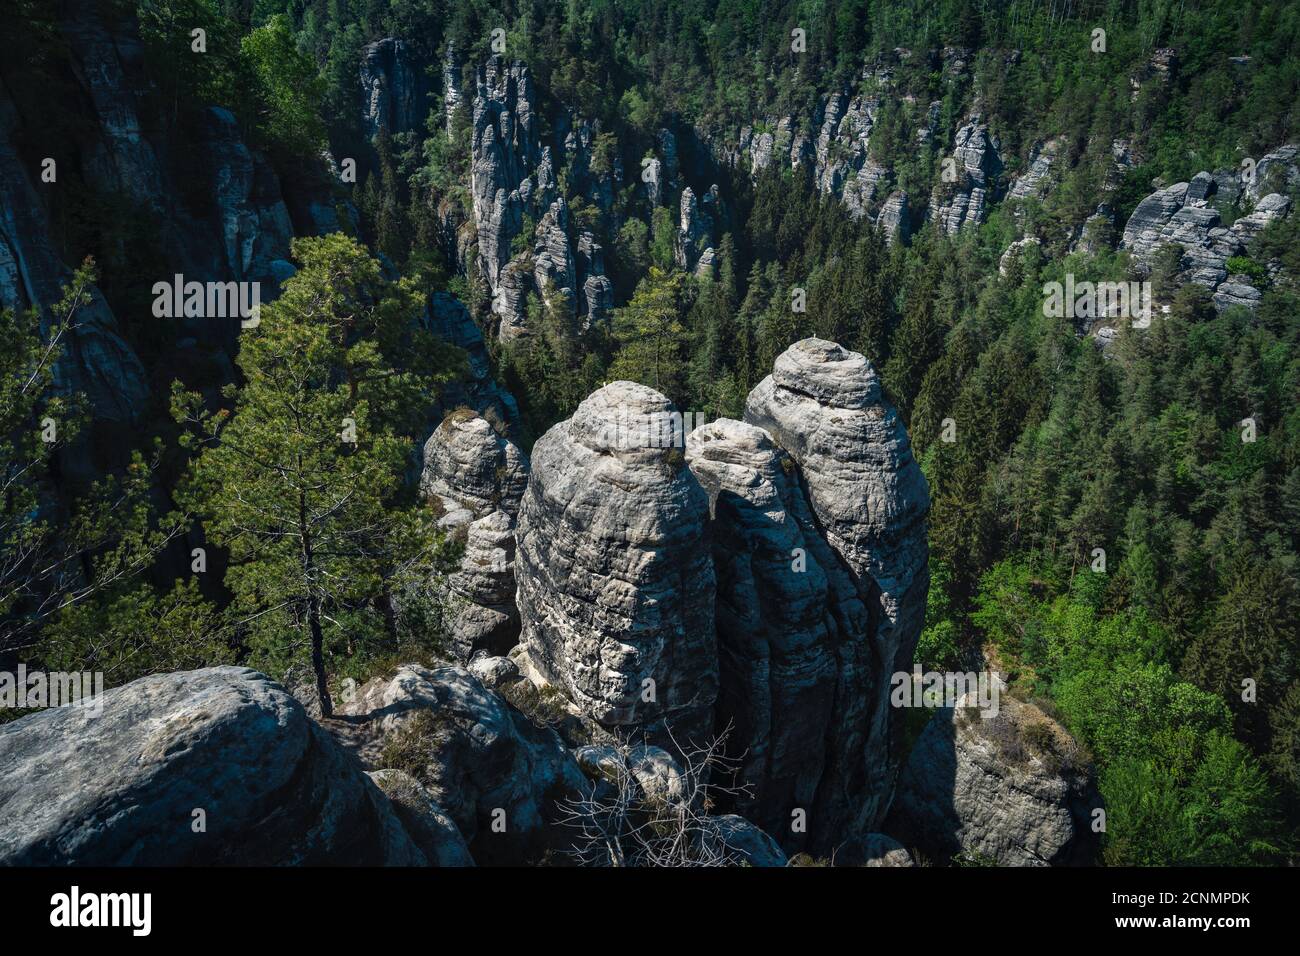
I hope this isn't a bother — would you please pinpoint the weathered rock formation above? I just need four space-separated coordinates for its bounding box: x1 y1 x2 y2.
419 408 528 659
533 198 578 316
930 117 1003 234
878 190 911 244
472 57 546 296
743 339 930 843
736 83 901 227
420 409 528 521
1121 154 1295 310
335 664 587 864
1248 143 1300 201
513 381 719 744
814 91 882 219
684 418 860 850
576 231 614 326
998 236 1041 277
887 686 1100 866
833 831 916 866
360 38 430 139
444 510 522 659
466 57 614 340
1008 136 1065 203
677 184 721 273
200 106 295 290
506 343 929 853
0 667 432 865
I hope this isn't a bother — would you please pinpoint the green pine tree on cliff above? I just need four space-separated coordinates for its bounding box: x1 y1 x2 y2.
173 234 464 715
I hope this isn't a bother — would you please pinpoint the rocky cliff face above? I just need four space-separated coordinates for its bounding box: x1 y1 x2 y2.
1121 149 1297 310
513 381 719 744
0 6 153 429
466 57 615 341
0 83 149 428
200 105 296 289
360 37 430 139
677 184 721 275
421 291 521 428
930 117 1003 235
471 57 546 299
1008 136 1065 203
813 91 885 220
0 0 359 443
734 80 905 237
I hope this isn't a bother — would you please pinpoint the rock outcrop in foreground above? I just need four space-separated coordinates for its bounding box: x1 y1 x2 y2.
0 668 433 865
513 381 719 744
0 662 791 867
336 664 586 865
887 686 1101 866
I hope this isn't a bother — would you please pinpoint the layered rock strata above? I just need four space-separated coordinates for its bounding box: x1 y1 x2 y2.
743 339 930 841
513 382 718 745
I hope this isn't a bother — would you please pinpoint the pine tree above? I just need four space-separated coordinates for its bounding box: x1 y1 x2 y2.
173 235 464 715
884 257 944 416
609 267 690 402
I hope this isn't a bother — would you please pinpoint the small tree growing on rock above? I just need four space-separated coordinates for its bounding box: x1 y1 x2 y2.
173 234 465 715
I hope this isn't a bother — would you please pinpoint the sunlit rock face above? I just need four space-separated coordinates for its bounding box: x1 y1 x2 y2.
888 686 1101 867
419 410 529 660
513 381 718 744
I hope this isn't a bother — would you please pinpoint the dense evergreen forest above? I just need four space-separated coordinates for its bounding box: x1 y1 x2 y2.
3 0 1298 866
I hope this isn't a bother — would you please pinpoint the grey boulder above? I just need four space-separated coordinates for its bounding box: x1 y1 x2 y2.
0 667 426 865
887 689 1100 866
366 770 474 867
334 664 586 864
